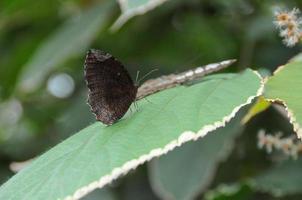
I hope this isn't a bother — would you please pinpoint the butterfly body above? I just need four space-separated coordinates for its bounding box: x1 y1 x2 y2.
84 49 137 125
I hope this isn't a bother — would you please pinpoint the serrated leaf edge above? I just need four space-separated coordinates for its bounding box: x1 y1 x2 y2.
147 121 242 200
265 62 302 139
266 98 302 139
63 71 264 200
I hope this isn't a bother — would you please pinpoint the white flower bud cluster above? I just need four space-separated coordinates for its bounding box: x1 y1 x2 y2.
257 130 302 159
274 8 302 47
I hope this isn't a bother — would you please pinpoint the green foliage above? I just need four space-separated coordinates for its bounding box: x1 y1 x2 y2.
82 188 116 200
0 70 261 200
249 159 302 197
111 0 170 30
242 97 271 124
18 1 114 93
1 0 302 199
205 184 252 200
149 107 247 200
265 61 302 138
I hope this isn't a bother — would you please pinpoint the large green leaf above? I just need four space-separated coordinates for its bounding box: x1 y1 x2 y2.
264 61 302 138
148 107 246 200
249 159 302 197
111 0 170 31
0 69 262 200
18 1 113 93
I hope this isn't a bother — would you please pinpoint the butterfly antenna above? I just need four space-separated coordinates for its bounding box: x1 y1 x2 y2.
137 69 158 85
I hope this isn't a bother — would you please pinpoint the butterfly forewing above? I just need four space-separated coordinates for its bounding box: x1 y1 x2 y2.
84 49 137 125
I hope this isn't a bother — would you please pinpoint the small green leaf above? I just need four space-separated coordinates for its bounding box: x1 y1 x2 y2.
241 96 270 124
264 61 302 138
0 69 261 200
148 107 247 200
249 159 302 197
111 0 170 31
18 1 113 93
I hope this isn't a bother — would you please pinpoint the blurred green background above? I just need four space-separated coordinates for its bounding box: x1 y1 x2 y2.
1 0 302 199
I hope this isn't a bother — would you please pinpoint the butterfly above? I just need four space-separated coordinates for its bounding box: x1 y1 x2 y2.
84 49 236 125
84 49 137 125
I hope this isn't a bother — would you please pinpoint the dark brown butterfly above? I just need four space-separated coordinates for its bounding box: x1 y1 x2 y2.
84 49 236 125
84 49 137 125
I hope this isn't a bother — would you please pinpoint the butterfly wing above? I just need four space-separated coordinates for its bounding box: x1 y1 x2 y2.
84 49 137 125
